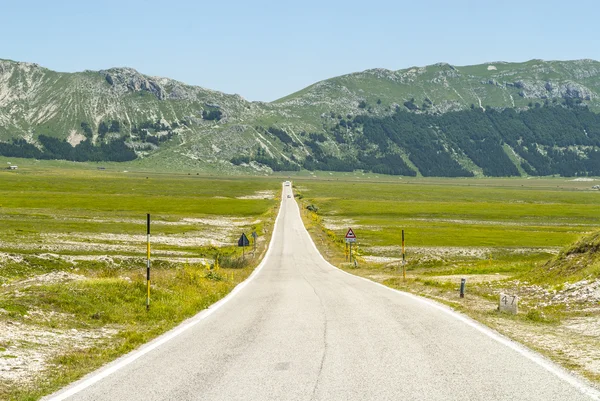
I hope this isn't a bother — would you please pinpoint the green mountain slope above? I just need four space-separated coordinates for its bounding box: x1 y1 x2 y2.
2 58 600 176
0 59 291 172
276 59 600 113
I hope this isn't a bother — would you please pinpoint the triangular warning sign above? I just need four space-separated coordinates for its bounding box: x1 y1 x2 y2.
238 233 250 247
345 228 356 239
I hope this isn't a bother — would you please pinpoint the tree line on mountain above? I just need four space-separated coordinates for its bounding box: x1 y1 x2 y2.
242 127 363 173
4 101 600 175
266 127 298 146
345 102 600 177
354 112 473 177
202 109 222 121
260 101 600 177
0 118 182 162
298 133 417 175
131 119 179 146
0 135 136 162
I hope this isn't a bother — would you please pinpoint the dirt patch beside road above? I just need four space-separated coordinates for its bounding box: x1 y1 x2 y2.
0 316 118 383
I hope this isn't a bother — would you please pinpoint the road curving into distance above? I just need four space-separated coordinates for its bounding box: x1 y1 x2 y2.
46 184 600 401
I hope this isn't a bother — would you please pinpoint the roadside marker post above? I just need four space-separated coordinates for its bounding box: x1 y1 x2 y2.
238 233 250 258
499 293 518 314
345 228 357 263
460 278 466 298
402 229 406 281
146 214 151 311
251 231 258 255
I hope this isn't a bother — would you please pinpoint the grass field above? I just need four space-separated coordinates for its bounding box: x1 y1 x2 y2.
0 166 280 400
296 177 600 249
296 176 600 383
2 164 600 398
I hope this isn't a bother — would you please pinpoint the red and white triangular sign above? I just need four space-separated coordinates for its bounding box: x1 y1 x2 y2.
345 228 356 239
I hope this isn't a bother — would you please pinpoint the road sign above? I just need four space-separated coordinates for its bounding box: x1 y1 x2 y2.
345 228 357 243
345 228 357 262
238 233 250 247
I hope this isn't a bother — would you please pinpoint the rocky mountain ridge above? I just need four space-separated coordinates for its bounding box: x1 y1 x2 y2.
2 58 600 176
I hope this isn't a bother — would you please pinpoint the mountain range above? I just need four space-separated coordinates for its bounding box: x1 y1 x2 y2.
2 58 600 176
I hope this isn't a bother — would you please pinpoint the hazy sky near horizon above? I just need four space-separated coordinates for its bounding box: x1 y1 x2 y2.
2 0 599 101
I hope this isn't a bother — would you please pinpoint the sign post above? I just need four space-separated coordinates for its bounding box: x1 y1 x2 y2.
251 231 258 255
345 228 357 263
146 214 151 311
238 233 250 258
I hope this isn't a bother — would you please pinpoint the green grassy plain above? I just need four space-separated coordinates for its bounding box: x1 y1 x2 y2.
0 166 280 400
0 166 278 255
296 176 600 284
297 176 600 383
296 177 600 249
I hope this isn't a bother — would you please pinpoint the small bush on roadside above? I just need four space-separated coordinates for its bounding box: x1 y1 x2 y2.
205 270 224 281
525 309 557 324
218 254 252 269
306 204 318 212
421 279 439 287
177 264 205 285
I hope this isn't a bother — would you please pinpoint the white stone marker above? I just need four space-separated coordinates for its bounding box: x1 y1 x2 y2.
499 293 518 314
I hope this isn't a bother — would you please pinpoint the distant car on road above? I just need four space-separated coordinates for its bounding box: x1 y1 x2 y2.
287 195 291 198
284 181 291 186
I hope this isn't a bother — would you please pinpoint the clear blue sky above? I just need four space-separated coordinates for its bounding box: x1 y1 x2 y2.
2 0 598 101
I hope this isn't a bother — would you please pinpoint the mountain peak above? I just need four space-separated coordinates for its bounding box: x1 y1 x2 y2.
100 67 167 100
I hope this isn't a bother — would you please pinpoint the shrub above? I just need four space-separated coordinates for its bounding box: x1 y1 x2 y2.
205 270 224 281
218 254 252 269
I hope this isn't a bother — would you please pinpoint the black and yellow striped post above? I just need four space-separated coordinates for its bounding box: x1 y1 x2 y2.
146 213 151 311
402 230 406 281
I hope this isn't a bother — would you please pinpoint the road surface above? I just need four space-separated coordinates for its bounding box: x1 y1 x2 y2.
47 185 599 401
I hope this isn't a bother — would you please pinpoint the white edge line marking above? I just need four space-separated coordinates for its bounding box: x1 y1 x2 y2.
293 197 600 400
45 186 286 401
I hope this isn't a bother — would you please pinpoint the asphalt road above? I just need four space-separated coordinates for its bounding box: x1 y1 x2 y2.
48 185 600 401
